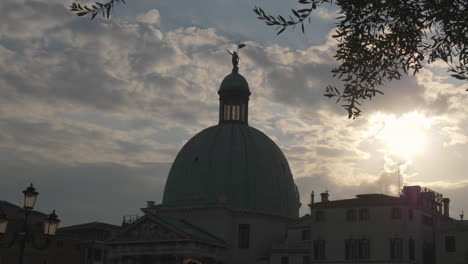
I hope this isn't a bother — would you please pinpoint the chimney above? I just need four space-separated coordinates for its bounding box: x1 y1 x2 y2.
147 201 155 208
308 191 315 214
320 191 329 202
402 186 421 207
442 198 450 217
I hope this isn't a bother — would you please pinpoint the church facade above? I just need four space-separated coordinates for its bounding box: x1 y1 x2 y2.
107 62 301 264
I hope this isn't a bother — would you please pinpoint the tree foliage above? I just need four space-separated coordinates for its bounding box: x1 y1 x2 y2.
255 0 467 118
70 0 126 19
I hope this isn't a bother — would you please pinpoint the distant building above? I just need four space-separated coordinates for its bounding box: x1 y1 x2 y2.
436 216 468 264
50 222 121 264
270 186 451 264
0 200 120 264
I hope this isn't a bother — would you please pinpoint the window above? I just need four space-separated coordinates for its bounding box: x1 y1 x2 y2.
391 207 402 219
224 105 230 120
409 238 415 260
390 238 403 259
103 250 108 264
314 240 326 260
302 256 310 264
240 104 246 121
359 208 369 221
238 224 250 248
445 236 456 252
56 240 63 248
345 239 358 260
301 229 311 241
281 256 289 264
359 239 370 259
346 209 356 221
232 105 240 120
422 215 434 226
94 248 102 261
86 247 92 260
315 211 325 222
344 238 370 259
408 209 413 221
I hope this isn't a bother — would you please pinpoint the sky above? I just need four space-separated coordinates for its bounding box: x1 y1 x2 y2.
1 0 467 227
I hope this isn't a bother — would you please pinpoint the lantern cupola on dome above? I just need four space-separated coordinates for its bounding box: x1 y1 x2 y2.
218 49 251 124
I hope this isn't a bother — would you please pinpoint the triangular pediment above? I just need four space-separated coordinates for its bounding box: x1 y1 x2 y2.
110 215 186 243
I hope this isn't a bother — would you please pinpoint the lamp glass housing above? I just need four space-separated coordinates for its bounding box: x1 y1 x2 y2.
23 184 39 209
0 217 7 234
44 211 60 236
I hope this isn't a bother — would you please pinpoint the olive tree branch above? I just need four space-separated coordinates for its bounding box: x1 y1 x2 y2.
70 0 126 19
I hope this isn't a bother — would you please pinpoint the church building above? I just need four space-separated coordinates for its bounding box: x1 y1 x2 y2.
107 54 301 264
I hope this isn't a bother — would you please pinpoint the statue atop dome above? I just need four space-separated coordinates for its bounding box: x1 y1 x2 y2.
227 43 246 72
227 50 239 72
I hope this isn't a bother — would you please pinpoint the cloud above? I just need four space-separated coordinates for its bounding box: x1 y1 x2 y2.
1 0 467 226
314 7 338 20
137 9 161 24
441 126 468 146
0 0 71 39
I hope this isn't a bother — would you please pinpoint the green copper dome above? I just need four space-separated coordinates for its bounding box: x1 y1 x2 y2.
218 71 251 96
162 123 300 218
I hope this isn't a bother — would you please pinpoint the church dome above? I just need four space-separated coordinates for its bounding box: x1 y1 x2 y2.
162 54 299 219
162 123 300 218
218 71 251 96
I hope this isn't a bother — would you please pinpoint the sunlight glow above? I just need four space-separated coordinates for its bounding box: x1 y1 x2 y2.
369 112 432 160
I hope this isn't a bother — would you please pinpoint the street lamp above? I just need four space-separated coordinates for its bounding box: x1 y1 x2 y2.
0 184 60 264
44 210 60 236
22 184 39 210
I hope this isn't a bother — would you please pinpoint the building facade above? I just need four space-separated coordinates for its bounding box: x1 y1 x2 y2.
50 222 121 264
270 186 455 264
436 216 468 264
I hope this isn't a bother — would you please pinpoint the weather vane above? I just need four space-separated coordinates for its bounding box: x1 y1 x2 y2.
227 43 246 72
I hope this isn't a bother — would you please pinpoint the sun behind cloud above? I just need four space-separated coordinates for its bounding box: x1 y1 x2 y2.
369 112 432 160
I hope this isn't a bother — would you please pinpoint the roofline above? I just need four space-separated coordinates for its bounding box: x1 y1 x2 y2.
309 194 405 209
108 214 227 248
107 238 228 248
59 221 121 231
0 200 48 217
149 203 297 221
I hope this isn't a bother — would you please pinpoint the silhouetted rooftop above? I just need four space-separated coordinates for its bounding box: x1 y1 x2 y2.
0 200 47 217
59 221 121 231
312 194 403 209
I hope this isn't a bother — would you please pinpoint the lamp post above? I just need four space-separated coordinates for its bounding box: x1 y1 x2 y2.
0 184 60 264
